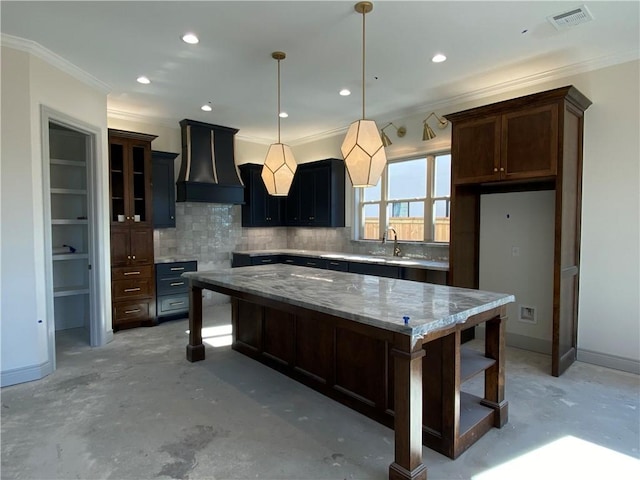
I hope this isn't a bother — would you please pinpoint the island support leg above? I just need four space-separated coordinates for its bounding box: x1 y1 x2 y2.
481 312 508 427
186 285 205 362
389 341 427 480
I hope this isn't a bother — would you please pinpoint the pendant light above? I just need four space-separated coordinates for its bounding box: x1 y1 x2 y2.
262 51 297 196
341 1 386 188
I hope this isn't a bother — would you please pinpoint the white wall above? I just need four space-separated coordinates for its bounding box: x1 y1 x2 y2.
479 191 556 351
1 46 109 386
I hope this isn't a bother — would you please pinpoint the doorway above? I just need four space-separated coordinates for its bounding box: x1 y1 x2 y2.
41 107 105 371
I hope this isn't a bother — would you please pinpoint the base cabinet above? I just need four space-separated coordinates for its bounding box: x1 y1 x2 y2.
232 298 507 460
156 261 197 322
231 253 447 285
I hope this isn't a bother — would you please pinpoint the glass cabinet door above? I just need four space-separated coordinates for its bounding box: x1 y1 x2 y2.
110 142 126 223
131 144 148 223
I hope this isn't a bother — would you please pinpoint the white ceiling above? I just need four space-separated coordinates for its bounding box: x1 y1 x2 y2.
2 1 638 144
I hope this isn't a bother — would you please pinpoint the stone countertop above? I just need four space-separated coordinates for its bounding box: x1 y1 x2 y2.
184 264 513 339
232 249 449 271
155 256 198 264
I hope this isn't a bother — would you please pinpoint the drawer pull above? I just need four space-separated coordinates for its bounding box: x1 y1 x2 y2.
261 259 272 263
169 301 185 306
307 262 316 266
124 308 141 314
124 271 140 276
330 262 339 265
124 287 141 293
285 259 294 263
170 282 185 286
170 267 185 271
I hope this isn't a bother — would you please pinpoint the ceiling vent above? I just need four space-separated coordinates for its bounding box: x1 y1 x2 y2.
547 5 594 30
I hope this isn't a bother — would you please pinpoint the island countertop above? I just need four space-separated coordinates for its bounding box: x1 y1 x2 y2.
232 248 449 271
184 264 513 339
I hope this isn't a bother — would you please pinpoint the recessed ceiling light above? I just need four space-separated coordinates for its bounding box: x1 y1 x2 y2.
201 104 212 112
279 112 288 118
432 53 447 63
136 76 151 84
182 33 199 44
339 89 351 96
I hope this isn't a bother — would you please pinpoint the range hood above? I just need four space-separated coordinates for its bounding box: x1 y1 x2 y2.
176 119 244 204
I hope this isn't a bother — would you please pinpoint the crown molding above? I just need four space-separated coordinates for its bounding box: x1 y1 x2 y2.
386 49 640 123
1 34 111 94
102 49 640 147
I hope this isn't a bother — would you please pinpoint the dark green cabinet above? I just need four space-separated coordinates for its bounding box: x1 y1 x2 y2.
152 151 178 228
239 164 283 227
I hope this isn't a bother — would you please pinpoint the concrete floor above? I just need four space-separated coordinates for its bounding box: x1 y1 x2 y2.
1 303 639 480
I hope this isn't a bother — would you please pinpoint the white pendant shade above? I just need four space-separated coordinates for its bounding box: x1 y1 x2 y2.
341 119 386 187
261 143 297 196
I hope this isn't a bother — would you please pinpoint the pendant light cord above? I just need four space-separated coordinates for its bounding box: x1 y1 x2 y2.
277 57 281 144
361 7 366 120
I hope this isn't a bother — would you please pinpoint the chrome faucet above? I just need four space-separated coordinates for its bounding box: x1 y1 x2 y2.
382 227 401 257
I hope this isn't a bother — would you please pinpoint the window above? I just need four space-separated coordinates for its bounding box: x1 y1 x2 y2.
356 153 450 243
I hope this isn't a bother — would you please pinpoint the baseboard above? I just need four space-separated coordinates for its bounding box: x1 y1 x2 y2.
577 349 640 375
476 327 552 355
476 327 640 375
1 361 53 387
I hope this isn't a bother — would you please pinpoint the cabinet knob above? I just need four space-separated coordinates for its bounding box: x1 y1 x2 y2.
132 255 136 260
170 216 174 219
500 167 505 172
493 167 498 172
127 255 131 259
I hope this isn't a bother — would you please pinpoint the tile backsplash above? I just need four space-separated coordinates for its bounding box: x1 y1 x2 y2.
154 202 448 303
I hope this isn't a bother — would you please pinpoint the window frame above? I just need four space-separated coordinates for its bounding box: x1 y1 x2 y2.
354 150 451 244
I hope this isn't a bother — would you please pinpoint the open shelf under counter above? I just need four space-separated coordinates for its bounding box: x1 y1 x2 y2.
461 346 497 382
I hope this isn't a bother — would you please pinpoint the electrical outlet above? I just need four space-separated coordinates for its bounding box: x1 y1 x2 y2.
519 305 537 324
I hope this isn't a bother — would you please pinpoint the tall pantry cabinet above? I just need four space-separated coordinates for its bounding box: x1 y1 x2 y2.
108 129 157 329
446 86 591 377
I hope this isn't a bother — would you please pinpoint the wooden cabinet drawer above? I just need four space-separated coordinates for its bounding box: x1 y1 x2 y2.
156 261 197 277
112 278 153 300
112 265 153 281
113 300 150 325
158 294 189 315
157 277 188 295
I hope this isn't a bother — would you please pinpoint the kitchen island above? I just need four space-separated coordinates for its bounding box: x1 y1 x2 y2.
184 265 514 480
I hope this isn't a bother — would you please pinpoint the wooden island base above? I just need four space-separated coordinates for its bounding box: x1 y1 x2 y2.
186 278 508 480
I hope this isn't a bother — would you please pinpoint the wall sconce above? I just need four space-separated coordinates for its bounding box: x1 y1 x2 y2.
422 112 449 141
380 123 407 147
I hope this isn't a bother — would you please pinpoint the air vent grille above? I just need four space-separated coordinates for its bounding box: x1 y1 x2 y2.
547 5 594 30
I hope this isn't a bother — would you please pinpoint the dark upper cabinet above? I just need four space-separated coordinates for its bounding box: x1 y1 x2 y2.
241 159 345 228
285 159 345 227
152 151 179 228
239 164 284 227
